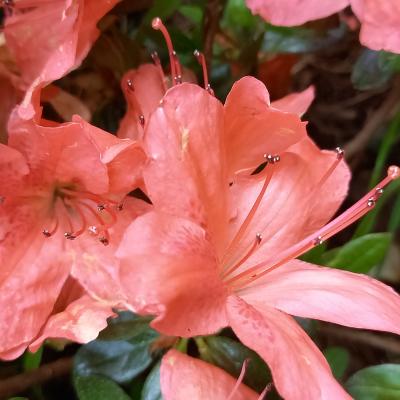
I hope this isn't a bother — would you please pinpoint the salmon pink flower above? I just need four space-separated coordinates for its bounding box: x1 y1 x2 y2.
0 105 146 360
161 349 268 400
246 0 400 53
116 72 400 398
2 0 119 118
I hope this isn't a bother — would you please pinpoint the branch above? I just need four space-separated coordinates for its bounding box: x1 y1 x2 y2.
203 0 226 68
344 82 400 161
319 324 400 354
0 357 73 399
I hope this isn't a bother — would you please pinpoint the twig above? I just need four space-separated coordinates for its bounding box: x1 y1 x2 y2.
203 0 226 68
319 324 400 354
344 82 400 161
0 357 73 399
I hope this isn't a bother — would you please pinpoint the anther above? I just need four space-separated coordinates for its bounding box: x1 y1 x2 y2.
88 226 98 235
264 154 280 164
97 204 106 211
256 233 263 244
335 147 344 159
64 232 76 240
99 236 109 246
126 79 134 91
313 236 324 246
174 75 182 84
117 203 123 211
367 198 376 207
42 229 52 237
139 115 145 126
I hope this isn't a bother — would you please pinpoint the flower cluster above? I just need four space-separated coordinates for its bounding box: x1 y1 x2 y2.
1 3 400 399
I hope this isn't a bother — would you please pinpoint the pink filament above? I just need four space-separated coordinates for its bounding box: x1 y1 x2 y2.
222 162 276 267
226 359 249 400
194 50 211 92
152 17 180 85
227 166 399 288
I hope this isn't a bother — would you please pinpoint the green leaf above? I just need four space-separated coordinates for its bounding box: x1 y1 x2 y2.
199 336 271 392
351 49 395 90
346 364 400 399
326 233 391 273
323 346 349 380
262 24 346 54
74 316 159 383
74 375 131 400
141 362 162 400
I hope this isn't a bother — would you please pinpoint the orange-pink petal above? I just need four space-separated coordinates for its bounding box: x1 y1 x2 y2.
161 349 259 400
245 0 349 26
241 259 400 334
224 77 306 176
271 86 315 117
117 211 228 337
227 296 351 400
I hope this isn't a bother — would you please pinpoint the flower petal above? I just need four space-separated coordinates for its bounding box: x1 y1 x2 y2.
271 86 315 117
143 83 229 246
29 295 115 352
241 259 400 334
227 296 351 400
0 237 70 359
71 197 151 306
224 76 306 175
117 211 228 337
161 349 259 400
351 0 400 53
245 0 349 26
118 64 165 140
226 139 349 271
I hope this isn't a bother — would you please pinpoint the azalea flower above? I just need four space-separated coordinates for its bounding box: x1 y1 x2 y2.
115 39 400 397
246 0 400 53
161 349 269 400
0 101 146 360
2 0 120 119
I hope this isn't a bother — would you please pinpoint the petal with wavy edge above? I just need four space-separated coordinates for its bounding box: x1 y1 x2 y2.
241 259 400 335
245 0 349 26
351 0 400 53
225 139 349 272
161 349 259 400
271 86 315 117
29 295 115 352
117 211 228 337
71 197 152 306
118 64 166 140
0 236 70 360
224 76 306 176
227 296 351 400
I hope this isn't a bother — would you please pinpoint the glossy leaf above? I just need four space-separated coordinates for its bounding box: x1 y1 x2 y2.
74 375 131 400
346 364 400 399
326 233 391 273
323 346 349 380
141 361 162 400
200 336 271 392
74 316 159 383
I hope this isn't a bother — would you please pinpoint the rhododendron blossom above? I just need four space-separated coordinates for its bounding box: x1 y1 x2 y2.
0 102 146 360
116 68 400 398
246 0 400 53
161 349 269 400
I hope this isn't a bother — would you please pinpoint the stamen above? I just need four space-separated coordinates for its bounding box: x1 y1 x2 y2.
151 51 168 91
42 217 59 237
226 359 249 400
125 79 146 128
193 50 213 94
64 200 90 238
227 166 399 288
152 17 180 86
257 383 273 400
222 157 278 265
316 147 345 189
222 233 262 279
